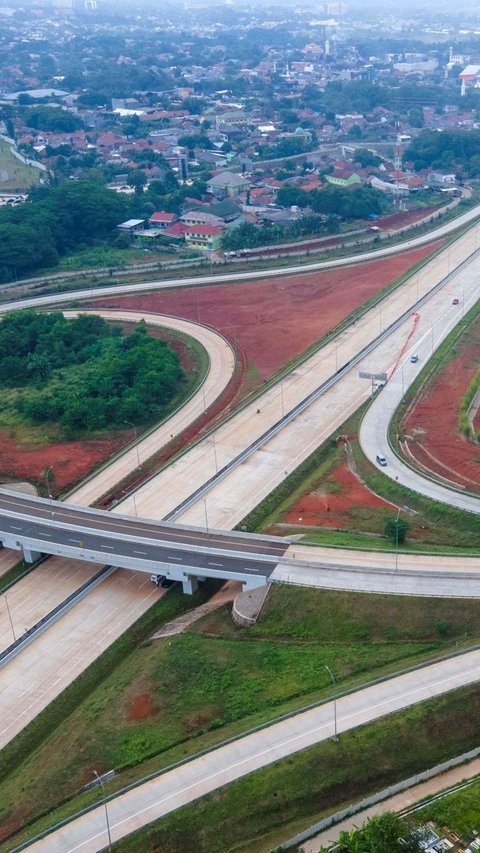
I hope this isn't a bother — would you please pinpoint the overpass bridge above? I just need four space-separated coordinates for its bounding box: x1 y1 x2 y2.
0 488 287 594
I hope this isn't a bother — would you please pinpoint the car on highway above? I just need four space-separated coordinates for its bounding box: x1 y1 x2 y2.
150 574 165 586
410 354 419 363
376 454 387 467
452 298 460 305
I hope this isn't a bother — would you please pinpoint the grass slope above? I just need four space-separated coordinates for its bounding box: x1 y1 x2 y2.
2 585 480 845
0 140 42 192
110 683 480 853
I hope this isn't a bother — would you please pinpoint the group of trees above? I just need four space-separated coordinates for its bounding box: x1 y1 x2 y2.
22 106 85 133
277 184 386 219
405 129 480 177
221 213 340 252
0 312 183 435
0 180 130 281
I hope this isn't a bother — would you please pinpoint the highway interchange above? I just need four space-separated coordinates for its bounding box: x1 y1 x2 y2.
1 208 480 849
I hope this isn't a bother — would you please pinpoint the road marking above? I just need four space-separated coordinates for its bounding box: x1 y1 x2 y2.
168 555 182 561
100 545 114 550
208 562 223 567
134 550 147 556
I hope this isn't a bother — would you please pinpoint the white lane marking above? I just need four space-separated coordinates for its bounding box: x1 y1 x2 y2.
168 555 182 561
134 550 148 556
208 562 223 567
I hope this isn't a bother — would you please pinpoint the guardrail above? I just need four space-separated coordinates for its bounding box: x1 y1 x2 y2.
0 564 116 670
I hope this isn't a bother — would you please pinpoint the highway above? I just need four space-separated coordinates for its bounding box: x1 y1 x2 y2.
22 647 480 853
0 199 479 318
1 216 480 754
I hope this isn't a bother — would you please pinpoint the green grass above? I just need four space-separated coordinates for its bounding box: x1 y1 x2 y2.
57 246 152 271
413 776 480 838
2 581 480 844
0 140 42 192
85 684 480 853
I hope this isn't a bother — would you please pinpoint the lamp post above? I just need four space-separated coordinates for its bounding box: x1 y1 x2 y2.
203 497 209 534
123 420 140 469
45 465 54 522
395 506 401 572
92 771 113 852
324 664 338 740
211 434 218 473
4 594 16 642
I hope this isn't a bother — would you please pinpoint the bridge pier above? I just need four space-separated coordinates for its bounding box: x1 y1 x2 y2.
22 546 42 563
182 575 199 595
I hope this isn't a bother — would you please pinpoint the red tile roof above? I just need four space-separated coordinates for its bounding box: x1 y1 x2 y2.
149 211 178 223
184 224 225 237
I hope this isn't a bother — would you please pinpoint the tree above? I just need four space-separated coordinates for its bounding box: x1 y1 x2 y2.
384 516 410 545
127 170 147 196
320 812 423 853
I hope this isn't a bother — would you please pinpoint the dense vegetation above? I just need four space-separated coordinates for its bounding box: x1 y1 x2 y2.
221 213 340 251
405 129 480 177
276 183 386 218
0 180 129 281
0 311 183 434
0 174 208 282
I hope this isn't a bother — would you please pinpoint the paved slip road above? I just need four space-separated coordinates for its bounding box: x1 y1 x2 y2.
23 649 480 852
359 297 480 513
1 200 479 318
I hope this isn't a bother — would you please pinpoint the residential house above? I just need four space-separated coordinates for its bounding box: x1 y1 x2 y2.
326 169 362 187
184 224 225 252
149 211 179 228
206 171 250 199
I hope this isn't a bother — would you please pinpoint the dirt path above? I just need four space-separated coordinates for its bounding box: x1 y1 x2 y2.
151 581 240 639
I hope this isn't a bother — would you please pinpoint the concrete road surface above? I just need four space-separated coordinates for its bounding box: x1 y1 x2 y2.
1 222 479 753
0 567 162 749
24 648 480 852
359 301 480 514
1 201 480 318
117 224 480 529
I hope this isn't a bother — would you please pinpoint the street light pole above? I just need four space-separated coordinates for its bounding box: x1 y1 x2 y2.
4 594 16 642
203 498 209 534
123 420 141 469
93 771 113 852
395 506 401 572
45 465 54 522
324 664 338 740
